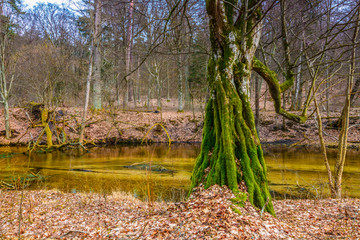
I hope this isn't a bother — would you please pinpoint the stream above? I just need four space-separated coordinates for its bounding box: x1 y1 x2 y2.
1 144 359 201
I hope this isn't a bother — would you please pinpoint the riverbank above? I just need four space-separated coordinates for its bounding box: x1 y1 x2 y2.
0 107 359 148
1 186 359 239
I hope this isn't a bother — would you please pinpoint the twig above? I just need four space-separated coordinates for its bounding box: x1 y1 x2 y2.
289 133 311 148
141 123 172 147
260 197 269 219
60 230 89 238
15 126 31 145
348 124 360 130
314 115 339 141
17 189 24 240
24 111 34 126
135 222 149 240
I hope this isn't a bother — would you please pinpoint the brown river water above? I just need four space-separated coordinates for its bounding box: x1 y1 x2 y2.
1 144 359 201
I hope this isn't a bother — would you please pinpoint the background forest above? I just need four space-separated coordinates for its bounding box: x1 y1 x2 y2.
0 0 359 118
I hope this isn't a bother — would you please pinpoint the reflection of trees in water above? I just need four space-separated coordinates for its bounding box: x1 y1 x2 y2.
97 144 202 160
3 145 359 199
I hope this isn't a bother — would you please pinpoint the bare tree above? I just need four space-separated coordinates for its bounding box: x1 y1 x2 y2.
0 0 22 139
92 0 102 110
124 0 134 108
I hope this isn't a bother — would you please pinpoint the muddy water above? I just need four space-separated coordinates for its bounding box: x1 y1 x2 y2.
0 144 359 201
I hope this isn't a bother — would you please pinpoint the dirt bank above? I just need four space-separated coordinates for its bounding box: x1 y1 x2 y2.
1 186 359 239
0 107 359 148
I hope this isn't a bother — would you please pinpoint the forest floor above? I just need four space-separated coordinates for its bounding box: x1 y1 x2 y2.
1 105 359 239
1 185 359 239
0 105 360 148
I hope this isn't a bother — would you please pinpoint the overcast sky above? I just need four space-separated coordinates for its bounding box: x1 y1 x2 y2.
22 0 71 9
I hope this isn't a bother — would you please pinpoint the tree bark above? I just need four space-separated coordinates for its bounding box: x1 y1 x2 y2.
255 75 260 133
177 53 184 112
79 39 93 143
0 2 12 139
336 4 360 128
92 0 102 110
126 0 134 104
334 4 360 198
325 4 331 117
184 55 191 110
147 72 151 110
3 97 10 138
350 77 360 107
325 55 330 117
295 52 302 110
149 60 162 110
156 71 161 110
263 85 267 110
0 58 11 139
314 96 335 196
166 64 170 102
134 56 141 108
190 0 274 215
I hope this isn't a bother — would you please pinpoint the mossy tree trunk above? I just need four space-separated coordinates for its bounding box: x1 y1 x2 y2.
41 109 53 147
190 0 274 215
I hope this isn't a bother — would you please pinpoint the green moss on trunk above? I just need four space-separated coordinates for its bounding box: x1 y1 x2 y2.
41 109 53 147
190 54 274 216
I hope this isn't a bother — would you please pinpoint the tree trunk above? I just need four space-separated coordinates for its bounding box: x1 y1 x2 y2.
122 83 128 109
314 96 335 197
137 60 141 104
166 64 170 101
92 0 102 110
334 4 360 198
325 2 332 117
282 92 286 130
0 5 11 139
147 72 151 110
134 56 141 108
295 53 302 110
297 78 303 110
255 75 260 133
263 85 267 110
336 4 360 127
126 0 134 104
184 59 191 110
41 109 53 147
190 0 274 215
0 60 11 139
3 99 10 138
334 68 352 198
177 53 183 112
326 55 330 117
79 39 93 143
350 77 360 107
152 61 162 110
156 73 161 110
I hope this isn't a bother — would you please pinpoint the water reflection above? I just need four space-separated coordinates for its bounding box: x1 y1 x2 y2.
0 144 359 201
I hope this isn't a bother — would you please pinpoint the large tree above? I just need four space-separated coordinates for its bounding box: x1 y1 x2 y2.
189 0 308 215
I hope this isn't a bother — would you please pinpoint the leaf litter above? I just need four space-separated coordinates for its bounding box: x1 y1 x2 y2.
0 185 359 239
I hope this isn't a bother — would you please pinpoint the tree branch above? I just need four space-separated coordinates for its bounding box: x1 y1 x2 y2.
252 57 307 123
